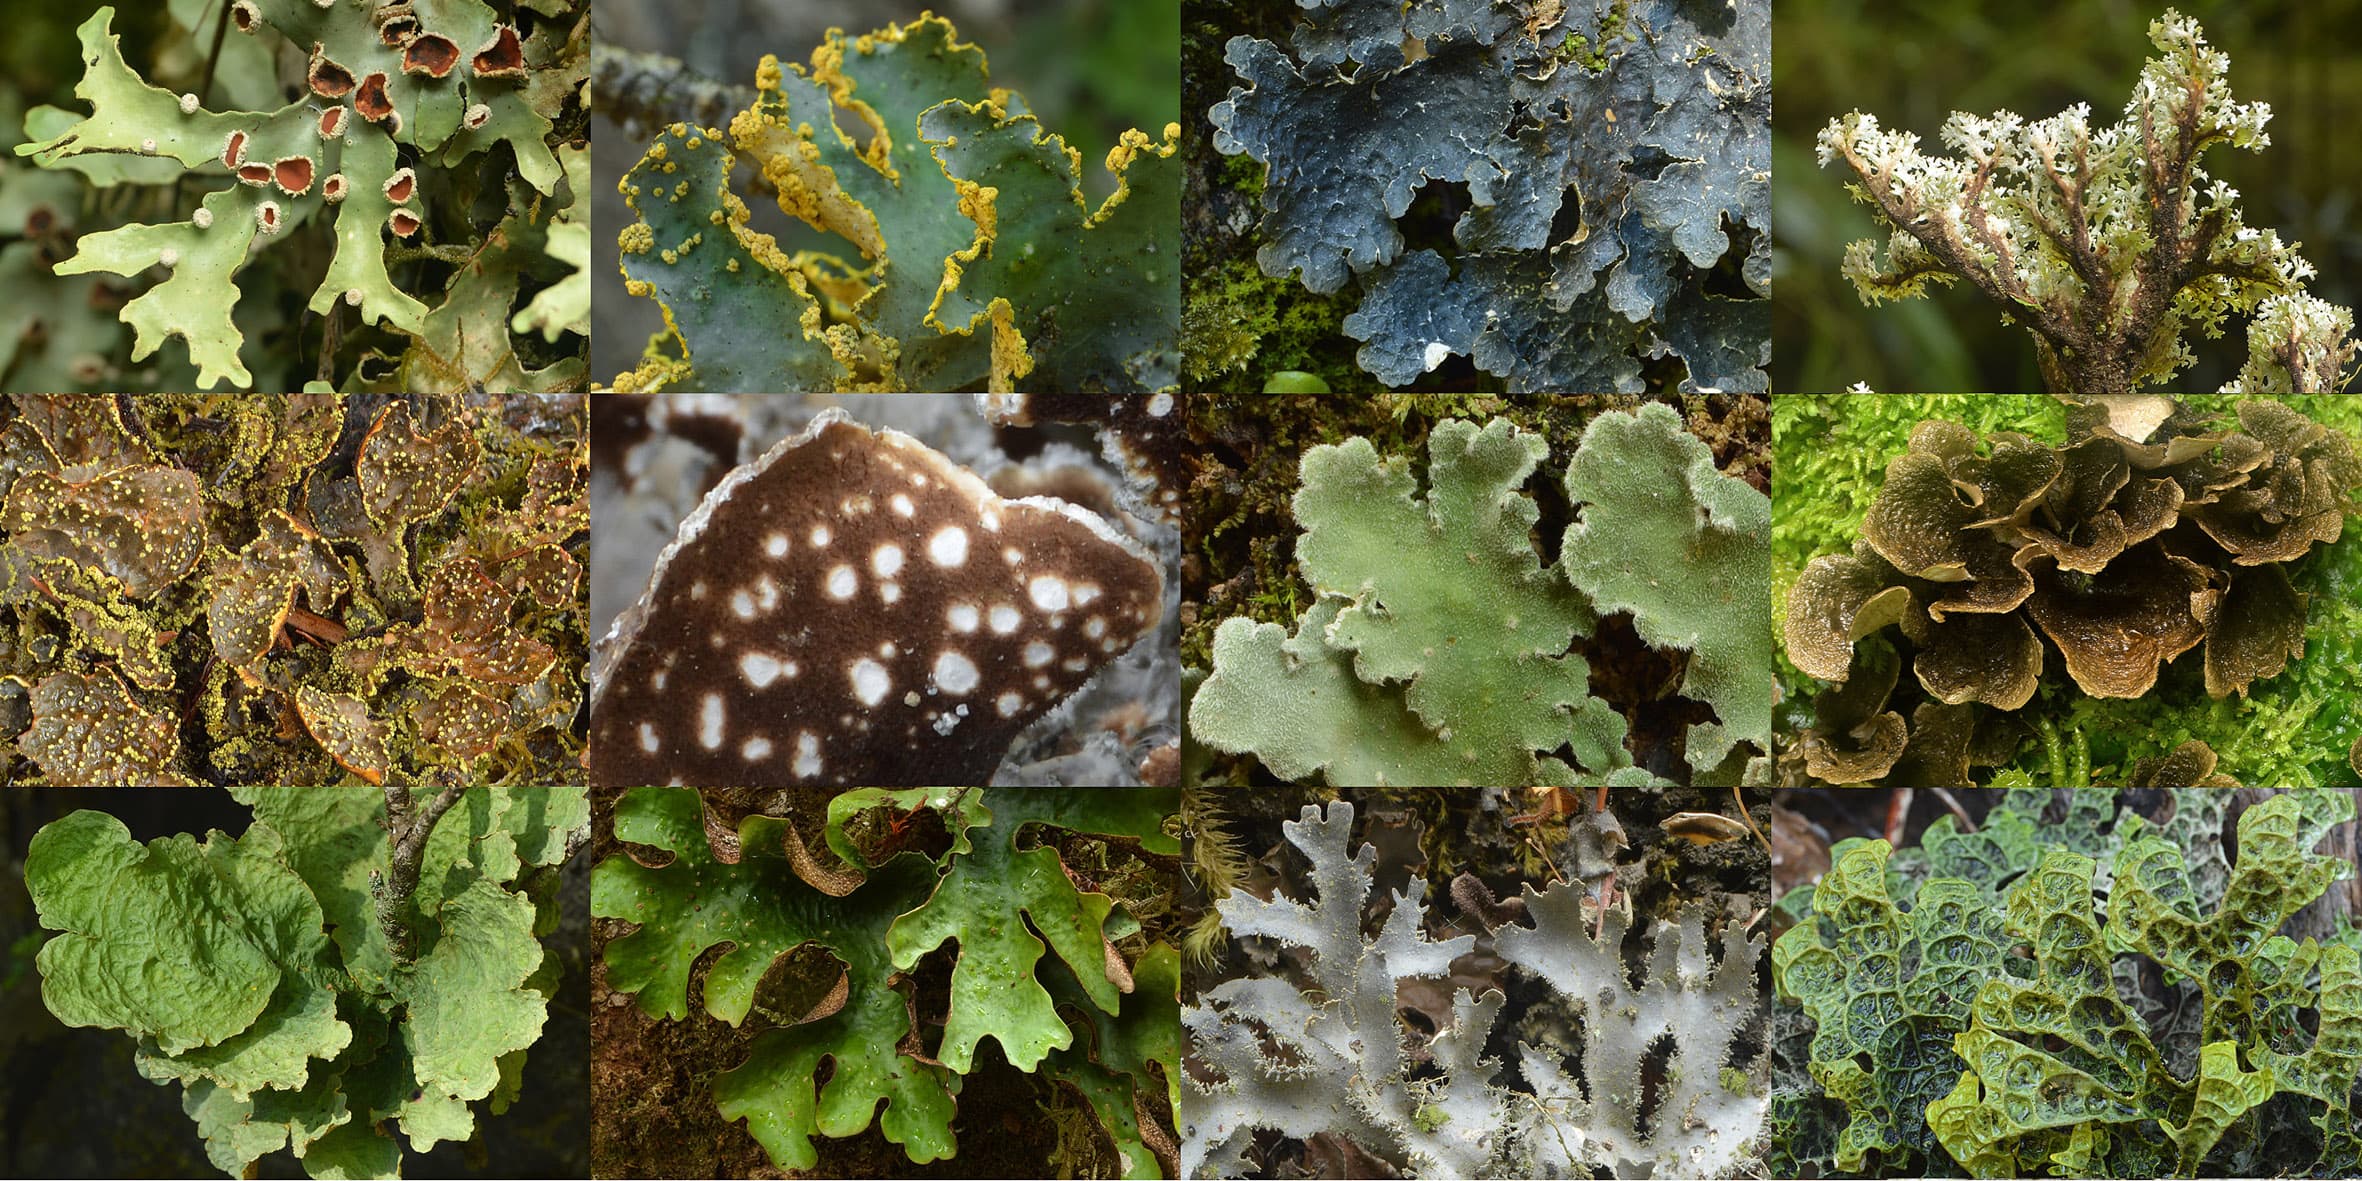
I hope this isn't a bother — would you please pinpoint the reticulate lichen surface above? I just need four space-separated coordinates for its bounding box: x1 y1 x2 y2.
1772 788 2362 1178
1818 10 2358 396
1189 401 1771 787
1778 394 2362 788
607 15 1180 394
593 786 1180 1177
1209 0 1769 392
0 392 588 786
14 2 589 392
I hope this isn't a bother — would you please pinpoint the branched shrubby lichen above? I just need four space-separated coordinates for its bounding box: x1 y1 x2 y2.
1819 10 2358 396
0 392 586 786
1783 395 2362 787
1189 401 1770 787
606 15 1179 394
10 2 586 392
1773 788 2362 1178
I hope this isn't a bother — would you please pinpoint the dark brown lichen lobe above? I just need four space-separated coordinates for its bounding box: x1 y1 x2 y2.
590 410 1166 789
1784 395 2362 786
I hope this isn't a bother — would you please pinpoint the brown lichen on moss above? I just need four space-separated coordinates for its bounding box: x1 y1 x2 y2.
23 666 190 786
1782 395 2362 786
0 392 587 786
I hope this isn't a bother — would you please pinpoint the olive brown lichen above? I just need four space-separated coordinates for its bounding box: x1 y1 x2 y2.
1783 396 2362 786
0 392 587 786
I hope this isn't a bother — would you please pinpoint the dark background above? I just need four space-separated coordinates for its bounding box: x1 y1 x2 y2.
1773 0 2362 393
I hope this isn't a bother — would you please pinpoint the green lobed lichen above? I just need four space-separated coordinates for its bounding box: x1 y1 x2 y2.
592 786 1181 1177
1188 401 1769 786
12 3 588 392
25 786 588 1179
606 15 1178 394
1774 788 2361 1178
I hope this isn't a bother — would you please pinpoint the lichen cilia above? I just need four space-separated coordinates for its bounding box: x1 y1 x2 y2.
0 392 586 786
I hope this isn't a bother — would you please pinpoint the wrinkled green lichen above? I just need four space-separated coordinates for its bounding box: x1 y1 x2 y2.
0 392 586 785
593 786 1180 1176
1189 401 1769 786
1774 788 2361 1177
25 786 588 1178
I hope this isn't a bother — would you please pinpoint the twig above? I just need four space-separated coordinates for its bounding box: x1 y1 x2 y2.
590 44 755 140
374 782 470 962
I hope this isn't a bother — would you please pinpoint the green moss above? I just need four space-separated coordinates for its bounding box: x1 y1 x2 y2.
1182 257 1364 390
1772 393 2362 786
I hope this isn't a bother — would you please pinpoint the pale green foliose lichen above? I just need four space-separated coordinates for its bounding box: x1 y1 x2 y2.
1189 402 1770 786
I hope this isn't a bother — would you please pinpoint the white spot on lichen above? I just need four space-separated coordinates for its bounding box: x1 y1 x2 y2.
981 509 1001 531
793 731 821 778
880 582 902 604
743 737 773 761
903 690 921 707
1024 641 1054 668
873 544 904 577
1085 617 1107 639
756 577 778 610
1062 657 1087 672
851 659 890 707
740 652 787 688
652 670 668 691
689 581 708 599
810 525 831 546
826 565 857 599
1004 548 1023 565
179 92 201 115
192 207 214 229
989 604 1021 634
766 533 789 557
996 691 1025 718
158 248 180 268
638 722 660 753
947 603 980 633
890 493 915 516
1072 583 1101 606
1028 576 1070 611
934 650 979 694
731 589 756 619
1422 341 1452 371
698 695 725 750
928 526 969 567
1148 392 1175 417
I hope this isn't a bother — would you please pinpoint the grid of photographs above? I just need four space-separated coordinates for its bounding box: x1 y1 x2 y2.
1 1 2360 1178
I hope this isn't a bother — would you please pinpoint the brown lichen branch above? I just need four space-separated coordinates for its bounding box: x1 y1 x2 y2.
374 781 469 963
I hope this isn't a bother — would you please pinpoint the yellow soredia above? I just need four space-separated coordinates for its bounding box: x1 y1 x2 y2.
617 222 654 255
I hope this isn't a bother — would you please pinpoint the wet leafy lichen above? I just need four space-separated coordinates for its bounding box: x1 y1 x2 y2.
0 392 586 785
1776 394 2362 787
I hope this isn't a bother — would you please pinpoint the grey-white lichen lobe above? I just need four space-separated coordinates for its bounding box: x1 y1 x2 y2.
590 396 1176 788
